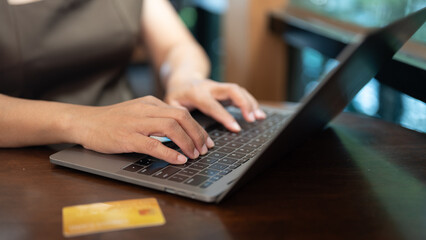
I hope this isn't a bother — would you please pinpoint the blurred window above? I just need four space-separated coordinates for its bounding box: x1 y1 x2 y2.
289 0 426 132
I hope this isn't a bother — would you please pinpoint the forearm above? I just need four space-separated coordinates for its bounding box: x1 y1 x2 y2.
0 94 87 147
141 0 211 92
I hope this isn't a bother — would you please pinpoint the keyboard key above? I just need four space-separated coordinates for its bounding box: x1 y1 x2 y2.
219 169 232 175
134 158 153 166
236 147 255 154
123 164 143 172
258 125 269 131
246 142 261 148
189 163 209 170
234 137 250 144
238 158 251 164
259 133 272 139
169 174 189 183
198 157 219 164
210 163 228 171
209 130 226 140
185 175 210 186
207 152 227 159
199 169 220 176
179 169 199 176
228 152 246 159
216 147 234 154
213 140 227 147
187 157 200 163
225 142 244 148
229 164 241 169
246 152 258 158
250 129 262 134
219 158 238 165
266 127 279 133
210 175 223 182
138 161 169 175
224 132 239 139
251 138 265 144
220 136 234 142
200 181 214 189
207 146 224 153
229 131 240 136
172 162 193 168
243 132 258 138
153 167 181 179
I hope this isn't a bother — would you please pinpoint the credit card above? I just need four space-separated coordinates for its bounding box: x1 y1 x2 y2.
63 198 165 237
150 136 172 143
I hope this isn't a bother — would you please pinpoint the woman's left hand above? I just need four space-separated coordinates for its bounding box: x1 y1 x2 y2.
164 79 266 132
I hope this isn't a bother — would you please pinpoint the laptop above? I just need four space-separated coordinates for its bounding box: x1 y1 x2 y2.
50 8 426 203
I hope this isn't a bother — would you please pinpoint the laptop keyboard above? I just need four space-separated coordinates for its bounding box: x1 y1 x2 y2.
122 112 289 189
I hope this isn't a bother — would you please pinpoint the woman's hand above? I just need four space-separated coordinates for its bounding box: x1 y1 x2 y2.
141 1 265 130
164 79 266 132
74 96 214 164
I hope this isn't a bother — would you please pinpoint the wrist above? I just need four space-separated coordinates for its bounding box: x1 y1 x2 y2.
165 71 207 93
57 104 95 146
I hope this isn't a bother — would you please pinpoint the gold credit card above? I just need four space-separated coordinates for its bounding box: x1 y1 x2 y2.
62 198 165 237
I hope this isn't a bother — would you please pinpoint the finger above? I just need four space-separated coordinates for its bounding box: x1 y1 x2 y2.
163 102 215 149
215 84 255 123
143 106 210 155
138 118 200 159
144 105 209 153
195 96 242 132
241 88 266 120
132 135 188 164
166 107 211 153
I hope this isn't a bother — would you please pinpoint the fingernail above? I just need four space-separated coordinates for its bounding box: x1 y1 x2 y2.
177 154 187 163
255 109 266 119
193 148 200 158
201 144 208 155
230 122 241 132
206 137 215 148
248 112 256 122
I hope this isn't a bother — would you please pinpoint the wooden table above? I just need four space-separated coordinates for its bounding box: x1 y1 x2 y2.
1 111 425 240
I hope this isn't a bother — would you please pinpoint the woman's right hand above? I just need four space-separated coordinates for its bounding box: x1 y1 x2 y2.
73 96 214 164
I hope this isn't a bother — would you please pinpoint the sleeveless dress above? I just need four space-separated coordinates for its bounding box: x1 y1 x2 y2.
0 0 143 105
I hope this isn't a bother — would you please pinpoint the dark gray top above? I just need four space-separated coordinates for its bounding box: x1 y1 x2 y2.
0 0 143 105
